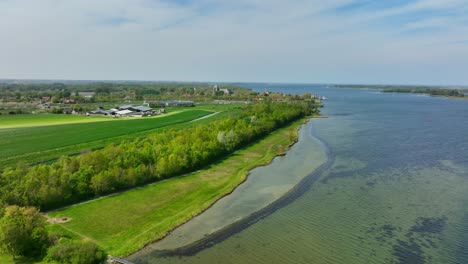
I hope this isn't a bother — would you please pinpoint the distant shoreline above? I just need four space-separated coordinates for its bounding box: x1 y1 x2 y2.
333 85 468 100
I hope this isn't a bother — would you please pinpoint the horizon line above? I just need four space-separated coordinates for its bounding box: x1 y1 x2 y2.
0 77 467 88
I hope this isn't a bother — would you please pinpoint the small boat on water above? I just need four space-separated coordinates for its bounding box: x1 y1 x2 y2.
320 96 327 100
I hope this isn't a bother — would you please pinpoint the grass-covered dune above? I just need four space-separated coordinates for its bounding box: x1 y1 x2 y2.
48 118 308 257
0 110 212 168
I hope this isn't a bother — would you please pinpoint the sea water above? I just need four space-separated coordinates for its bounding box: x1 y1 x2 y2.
129 84 468 264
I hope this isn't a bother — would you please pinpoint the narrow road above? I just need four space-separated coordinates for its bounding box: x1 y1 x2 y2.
190 111 219 122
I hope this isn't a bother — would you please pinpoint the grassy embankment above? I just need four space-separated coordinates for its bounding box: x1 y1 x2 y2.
0 104 241 169
46 117 310 257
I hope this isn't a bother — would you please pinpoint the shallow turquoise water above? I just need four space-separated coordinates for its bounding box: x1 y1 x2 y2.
129 85 468 264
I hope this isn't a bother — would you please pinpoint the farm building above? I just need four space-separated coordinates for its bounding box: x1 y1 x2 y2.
116 109 134 116
86 105 163 117
131 106 153 113
87 109 116 116
118 105 133 110
117 105 158 114
160 100 194 107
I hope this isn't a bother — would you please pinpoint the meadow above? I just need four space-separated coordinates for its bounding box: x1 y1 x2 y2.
47 118 307 257
0 110 212 169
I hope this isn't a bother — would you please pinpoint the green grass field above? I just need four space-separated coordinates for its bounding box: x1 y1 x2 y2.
0 110 213 169
47 118 306 257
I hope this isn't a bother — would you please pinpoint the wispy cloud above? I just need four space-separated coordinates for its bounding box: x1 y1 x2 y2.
0 0 467 85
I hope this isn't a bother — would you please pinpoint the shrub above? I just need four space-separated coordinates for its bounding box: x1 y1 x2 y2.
0 206 49 258
51 108 64 114
46 239 106 264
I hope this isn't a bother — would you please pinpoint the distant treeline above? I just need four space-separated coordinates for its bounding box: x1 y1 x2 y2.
382 88 465 97
333 84 466 98
0 82 254 103
0 101 319 211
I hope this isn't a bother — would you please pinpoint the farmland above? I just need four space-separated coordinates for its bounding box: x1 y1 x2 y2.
0 104 246 169
47 117 307 257
0 114 112 129
0 110 213 169
0 82 321 263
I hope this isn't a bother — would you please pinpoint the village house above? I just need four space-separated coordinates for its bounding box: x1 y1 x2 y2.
62 99 76 104
212 85 233 95
78 92 95 98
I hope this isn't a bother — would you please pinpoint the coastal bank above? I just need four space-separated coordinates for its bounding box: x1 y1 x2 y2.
48 115 322 258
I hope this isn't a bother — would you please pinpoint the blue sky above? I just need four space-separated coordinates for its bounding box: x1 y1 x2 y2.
0 0 467 85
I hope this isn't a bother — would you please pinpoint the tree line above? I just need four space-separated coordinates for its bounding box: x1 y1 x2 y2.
382 87 465 97
0 101 319 211
0 82 254 103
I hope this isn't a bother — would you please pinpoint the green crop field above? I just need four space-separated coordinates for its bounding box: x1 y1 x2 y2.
0 110 213 169
0 114 111 129
47 118 306 257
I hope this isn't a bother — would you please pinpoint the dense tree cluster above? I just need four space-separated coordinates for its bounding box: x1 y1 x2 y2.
0 101 318 211
0 205 106 262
